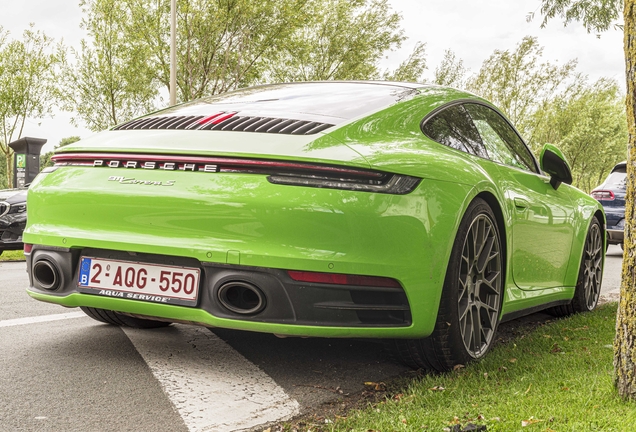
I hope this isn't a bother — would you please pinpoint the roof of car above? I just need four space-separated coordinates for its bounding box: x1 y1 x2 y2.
611 161 627 173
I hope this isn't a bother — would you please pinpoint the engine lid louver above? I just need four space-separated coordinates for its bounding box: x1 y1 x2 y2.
112 113 334 135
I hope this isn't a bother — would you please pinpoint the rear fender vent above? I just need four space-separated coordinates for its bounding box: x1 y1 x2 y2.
113 113 334 135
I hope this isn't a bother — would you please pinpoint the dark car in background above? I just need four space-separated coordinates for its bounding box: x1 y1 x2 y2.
591 161 626 249
0 187 27 255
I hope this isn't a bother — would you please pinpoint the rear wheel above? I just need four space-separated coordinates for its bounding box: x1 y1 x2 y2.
80 307 171 329
388 198 503 371
550 217 603 316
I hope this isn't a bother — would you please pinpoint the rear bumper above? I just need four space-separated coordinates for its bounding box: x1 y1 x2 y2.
26 246 412 333
607 228 624 244
0 217 25 251
0 243 23 252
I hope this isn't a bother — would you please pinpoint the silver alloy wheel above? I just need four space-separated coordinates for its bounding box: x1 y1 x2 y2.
583 223 603 310
458 214 502 358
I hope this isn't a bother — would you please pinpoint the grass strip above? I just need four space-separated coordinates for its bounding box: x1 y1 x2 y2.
324 304 634 431
0 250 25 261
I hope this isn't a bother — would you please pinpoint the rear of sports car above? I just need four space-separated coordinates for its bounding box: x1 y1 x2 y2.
24 82 469 339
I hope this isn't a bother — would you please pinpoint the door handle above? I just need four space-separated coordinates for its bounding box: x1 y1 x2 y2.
514 197 529 210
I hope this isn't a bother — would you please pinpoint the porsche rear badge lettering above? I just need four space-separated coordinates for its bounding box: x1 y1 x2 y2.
93 159 218 173
108 176 175 186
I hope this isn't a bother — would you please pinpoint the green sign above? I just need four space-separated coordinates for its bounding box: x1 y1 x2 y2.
16 154 26 168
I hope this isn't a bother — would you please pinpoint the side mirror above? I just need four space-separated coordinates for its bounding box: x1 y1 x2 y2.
540 144 572 190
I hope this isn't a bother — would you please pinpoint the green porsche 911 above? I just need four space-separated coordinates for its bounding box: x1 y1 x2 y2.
24 81 604 371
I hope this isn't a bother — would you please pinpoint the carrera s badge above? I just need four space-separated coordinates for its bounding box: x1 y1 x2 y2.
108 176 175 186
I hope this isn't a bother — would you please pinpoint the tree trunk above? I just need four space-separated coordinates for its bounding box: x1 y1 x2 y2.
4 150 12 189
615 0 636 399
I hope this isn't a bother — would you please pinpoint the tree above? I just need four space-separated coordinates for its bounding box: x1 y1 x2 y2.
383 42 427 82
60 0 159 132
528 77 627 192
538 0 622 33
0 25 62 187
432 49 467 88
127 0 313 101
40 136 81 169
264 0 421 83
467 36 578 136
539 0 636 400
0 153 6 189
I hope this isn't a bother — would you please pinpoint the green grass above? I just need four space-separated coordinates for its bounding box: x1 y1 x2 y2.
0 250 25 261
324 304 636 431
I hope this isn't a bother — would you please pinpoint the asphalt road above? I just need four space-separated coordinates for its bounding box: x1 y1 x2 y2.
602 244 623 300
0 260 406 432
0 246 624 431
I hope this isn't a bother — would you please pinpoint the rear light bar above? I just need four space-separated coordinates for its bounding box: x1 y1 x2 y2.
287 270 402 288
51 153 421 194
267 172 419 194
591 190 615 200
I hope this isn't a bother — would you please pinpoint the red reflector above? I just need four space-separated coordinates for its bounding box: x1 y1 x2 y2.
591 190 615 200
24 244 33 254
287 270 401 288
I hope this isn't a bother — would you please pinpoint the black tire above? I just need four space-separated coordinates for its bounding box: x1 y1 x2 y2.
388 198 504 372
80 306 172 329
549 216 603 317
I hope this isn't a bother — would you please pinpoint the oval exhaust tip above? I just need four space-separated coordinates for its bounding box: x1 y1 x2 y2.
33 260 60 291
217 281 266 315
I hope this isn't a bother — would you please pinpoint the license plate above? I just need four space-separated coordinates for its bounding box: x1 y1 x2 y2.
77 257 200 306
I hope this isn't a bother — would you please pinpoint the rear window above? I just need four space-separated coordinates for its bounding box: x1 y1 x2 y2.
421 104 488 158
155 82 419 124
605 171 626 190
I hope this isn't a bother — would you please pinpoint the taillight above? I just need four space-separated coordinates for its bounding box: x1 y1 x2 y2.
268 172 419 194
24 244 33 254
591 190 615 200
288 270 402 288
51 153 421 195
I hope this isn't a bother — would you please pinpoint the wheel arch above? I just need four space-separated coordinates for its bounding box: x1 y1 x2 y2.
475 191 508 311
550 208 605 316
564 200 606 287
594 209 606 248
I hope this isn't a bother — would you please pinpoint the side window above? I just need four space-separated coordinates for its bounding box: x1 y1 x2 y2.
421 105 488 158
464 103 537 172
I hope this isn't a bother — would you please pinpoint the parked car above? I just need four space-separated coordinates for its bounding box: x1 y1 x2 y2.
0 187 27 255
23 82 604 371
591 161 626 249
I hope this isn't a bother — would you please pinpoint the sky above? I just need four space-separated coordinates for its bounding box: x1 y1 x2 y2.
2 0 626 153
